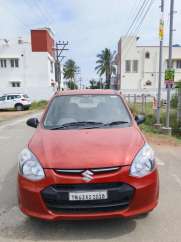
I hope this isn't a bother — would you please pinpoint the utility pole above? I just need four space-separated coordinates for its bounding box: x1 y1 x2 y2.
164 0 174 134
156 0 164 126
54 41 69 91
79 77 82 89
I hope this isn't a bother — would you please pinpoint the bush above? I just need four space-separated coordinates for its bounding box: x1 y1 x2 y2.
144 113 156 126
171 94 178 108
30 100 48 110
129 102 180 138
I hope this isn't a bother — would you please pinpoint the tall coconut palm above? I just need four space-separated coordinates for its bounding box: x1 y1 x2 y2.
95 48 116 89
63 59 79 83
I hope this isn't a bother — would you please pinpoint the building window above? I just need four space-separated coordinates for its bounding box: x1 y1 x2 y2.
10 59 19 68
145 52 150 59
176 60 181 69
133 60 138 73
145 80 152 86
125 60 131 73
15 59 19 67
0 59 7 68
50 61 54 73
11 82 21 87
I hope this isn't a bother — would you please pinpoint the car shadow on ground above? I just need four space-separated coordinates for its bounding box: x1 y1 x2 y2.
1 216 137 241
0 165 139 241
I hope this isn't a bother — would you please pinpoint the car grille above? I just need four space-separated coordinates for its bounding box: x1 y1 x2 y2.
54 167 120 175
41 183 134 213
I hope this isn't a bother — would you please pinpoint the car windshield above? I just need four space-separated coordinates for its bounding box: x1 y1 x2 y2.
44 94 131 129
23 94 29 98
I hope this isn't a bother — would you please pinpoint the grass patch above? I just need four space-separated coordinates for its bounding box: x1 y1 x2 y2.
129 102 181 139
140 124 159 134
30 100 48 110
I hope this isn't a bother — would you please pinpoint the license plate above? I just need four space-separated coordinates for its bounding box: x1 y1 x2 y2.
69 190 108 201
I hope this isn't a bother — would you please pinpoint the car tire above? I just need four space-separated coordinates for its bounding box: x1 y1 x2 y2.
15 104 24 111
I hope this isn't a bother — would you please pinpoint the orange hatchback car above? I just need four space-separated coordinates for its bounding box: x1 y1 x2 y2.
18 90 159 221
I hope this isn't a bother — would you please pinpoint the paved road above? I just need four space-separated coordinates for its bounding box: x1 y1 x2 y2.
0 115 181 242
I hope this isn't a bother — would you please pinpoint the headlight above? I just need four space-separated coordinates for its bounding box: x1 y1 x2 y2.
130 144 155 177
19 148 45 181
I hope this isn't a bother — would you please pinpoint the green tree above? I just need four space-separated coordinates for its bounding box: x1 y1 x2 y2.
95 48 116 89
63 59 79 89
67 81 78 90
89 79 97 89
89 79 104 89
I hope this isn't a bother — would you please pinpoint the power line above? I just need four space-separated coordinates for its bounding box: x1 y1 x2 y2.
33 0 55 26
40 1 56 25
122 0 156 59
126 0 143 26
22 0 53 27
125 0 150 38
122 0 151 54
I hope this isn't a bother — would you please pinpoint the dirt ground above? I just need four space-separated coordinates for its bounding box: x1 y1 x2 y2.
145 132 181 147
0 110 34 123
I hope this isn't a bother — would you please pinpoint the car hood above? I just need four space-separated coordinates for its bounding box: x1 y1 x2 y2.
29 126 145 169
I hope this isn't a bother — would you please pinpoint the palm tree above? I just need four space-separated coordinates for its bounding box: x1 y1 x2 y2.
89 79 104 89
89 79 97 89
67 81 78 90
95 48 116 89
63 59 79 84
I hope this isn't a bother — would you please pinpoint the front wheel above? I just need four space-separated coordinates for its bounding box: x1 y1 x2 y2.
15 104 24 111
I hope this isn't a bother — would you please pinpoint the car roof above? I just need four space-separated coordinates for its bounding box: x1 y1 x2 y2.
3 93 25 96
55 89 121 96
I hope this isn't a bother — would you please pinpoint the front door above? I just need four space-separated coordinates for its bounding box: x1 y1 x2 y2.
0 96 7 109
6 95 18 109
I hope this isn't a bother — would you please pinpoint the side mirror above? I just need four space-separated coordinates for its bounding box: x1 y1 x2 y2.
26 118 39 128
135 114 145 125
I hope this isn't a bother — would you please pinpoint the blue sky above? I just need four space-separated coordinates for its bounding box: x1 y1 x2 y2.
0 0 181 84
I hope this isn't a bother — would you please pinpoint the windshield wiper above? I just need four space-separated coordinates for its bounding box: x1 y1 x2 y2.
48 121 104 130
104 121 129 126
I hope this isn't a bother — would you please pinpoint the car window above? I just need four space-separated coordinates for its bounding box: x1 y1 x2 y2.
0 96 6 101
14 95 21 99
23 94 29 98
44 95 131 129
7 95 15 100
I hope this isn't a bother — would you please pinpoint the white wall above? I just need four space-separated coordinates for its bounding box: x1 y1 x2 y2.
0 39 55 100
120 37 142 90
117 36 181 98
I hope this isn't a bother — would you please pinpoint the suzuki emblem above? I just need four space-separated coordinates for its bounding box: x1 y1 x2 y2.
82 170 94 182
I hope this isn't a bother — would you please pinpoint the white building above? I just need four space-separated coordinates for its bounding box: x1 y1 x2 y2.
115 36 181 97
0 28 56 100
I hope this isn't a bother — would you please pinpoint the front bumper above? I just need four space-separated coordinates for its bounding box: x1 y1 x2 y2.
18 166 159 221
